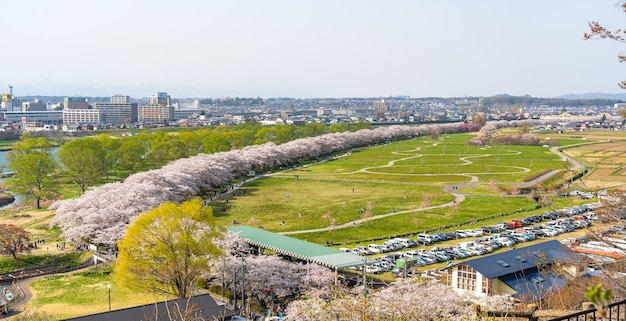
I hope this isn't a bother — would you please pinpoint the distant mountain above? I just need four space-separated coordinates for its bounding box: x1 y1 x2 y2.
558 92 626 100
8 80 249 99
1 80 323 99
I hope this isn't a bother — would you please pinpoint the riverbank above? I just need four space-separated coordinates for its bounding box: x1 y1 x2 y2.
0 193 14 207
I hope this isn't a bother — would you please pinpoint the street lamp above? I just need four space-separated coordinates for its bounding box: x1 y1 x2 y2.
107 284 111 311
297 213 301 230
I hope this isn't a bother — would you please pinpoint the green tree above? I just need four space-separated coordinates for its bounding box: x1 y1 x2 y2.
229 129 255 148
146 132 177 167
274 125 296 144
178 131 202 157
296 122 327 138
57 138 106 194
7 138 59 208
113 137 146 175
114 198 222 299
95 134 122 179
201 131 232 154
254 127 277 144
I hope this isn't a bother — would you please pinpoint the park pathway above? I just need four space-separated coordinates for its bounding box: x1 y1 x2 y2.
281 155 568 235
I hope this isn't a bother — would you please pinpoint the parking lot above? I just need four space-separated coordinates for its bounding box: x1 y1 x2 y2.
343 202 602 276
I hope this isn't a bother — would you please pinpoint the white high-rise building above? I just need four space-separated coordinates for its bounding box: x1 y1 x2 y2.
111 95 130 104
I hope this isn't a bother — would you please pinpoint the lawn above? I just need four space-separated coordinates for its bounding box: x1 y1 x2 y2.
209 132 566 245
213 177 453 232
0 252 86 274
25 266 166 320
292 195 538 245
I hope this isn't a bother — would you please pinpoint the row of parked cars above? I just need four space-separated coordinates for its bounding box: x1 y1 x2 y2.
343 202 599 275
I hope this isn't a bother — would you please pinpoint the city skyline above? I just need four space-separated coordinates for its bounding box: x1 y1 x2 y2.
1 1 624 98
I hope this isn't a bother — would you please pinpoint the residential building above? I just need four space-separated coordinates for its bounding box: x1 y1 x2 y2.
22 99 47 112
444 240 584 301
138 104 174 123
94 95 138 125
139 92 173 123
64 97 89 110
110 95 130 104
374 99 387 114
63 109 104 125
149 92 171 106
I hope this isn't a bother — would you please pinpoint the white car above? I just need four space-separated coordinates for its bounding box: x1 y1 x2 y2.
354 246 373 255
368 244 382 254
365 265 381 274
496 237 515 247
541 229 559 237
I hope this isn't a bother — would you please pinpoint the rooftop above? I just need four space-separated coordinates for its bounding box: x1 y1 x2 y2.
228 226 366 269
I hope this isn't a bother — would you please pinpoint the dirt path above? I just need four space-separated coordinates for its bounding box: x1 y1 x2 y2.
281 151 567 235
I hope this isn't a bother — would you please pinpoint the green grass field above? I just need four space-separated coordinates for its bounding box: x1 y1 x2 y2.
213 177 453 231
210 133 570 245
25 266 166 320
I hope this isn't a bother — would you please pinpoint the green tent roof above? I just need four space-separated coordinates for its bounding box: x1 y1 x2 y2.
228 226 366 269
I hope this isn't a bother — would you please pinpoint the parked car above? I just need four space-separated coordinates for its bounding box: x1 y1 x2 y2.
382 253 402 262
525 215 542 223
365 265 381 274
367 244 382 254
543 212 558 220
435 232 449 241
495 237 515 247
455 230 469 238
508 219 524 228
383 240 403 251
416 235 433 245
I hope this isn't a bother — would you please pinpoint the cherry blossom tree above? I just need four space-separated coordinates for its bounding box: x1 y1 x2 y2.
287 280 513 321
0 224 32 259
51 120 608 244
209 234 334 309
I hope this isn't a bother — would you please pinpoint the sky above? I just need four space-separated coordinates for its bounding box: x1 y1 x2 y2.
1 0 624 98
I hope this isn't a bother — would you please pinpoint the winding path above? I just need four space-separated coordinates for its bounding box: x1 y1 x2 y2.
280 146 570 235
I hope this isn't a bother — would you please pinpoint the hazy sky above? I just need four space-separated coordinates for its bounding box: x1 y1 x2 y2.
1 1 624 98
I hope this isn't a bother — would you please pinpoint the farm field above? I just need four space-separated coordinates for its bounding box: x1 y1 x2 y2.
212 132 575 245
540 131 626 190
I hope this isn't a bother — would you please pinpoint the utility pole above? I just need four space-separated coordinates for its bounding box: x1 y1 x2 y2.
241 257 246 315
233 268 237 312
221 257 225 302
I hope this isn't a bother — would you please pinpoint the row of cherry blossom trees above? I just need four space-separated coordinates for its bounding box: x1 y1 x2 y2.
209 233 336 312
50 119 604 245
286 280 513 321
212 233 515 321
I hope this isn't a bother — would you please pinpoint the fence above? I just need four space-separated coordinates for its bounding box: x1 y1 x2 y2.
547 299 626 321
474 300 626 321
